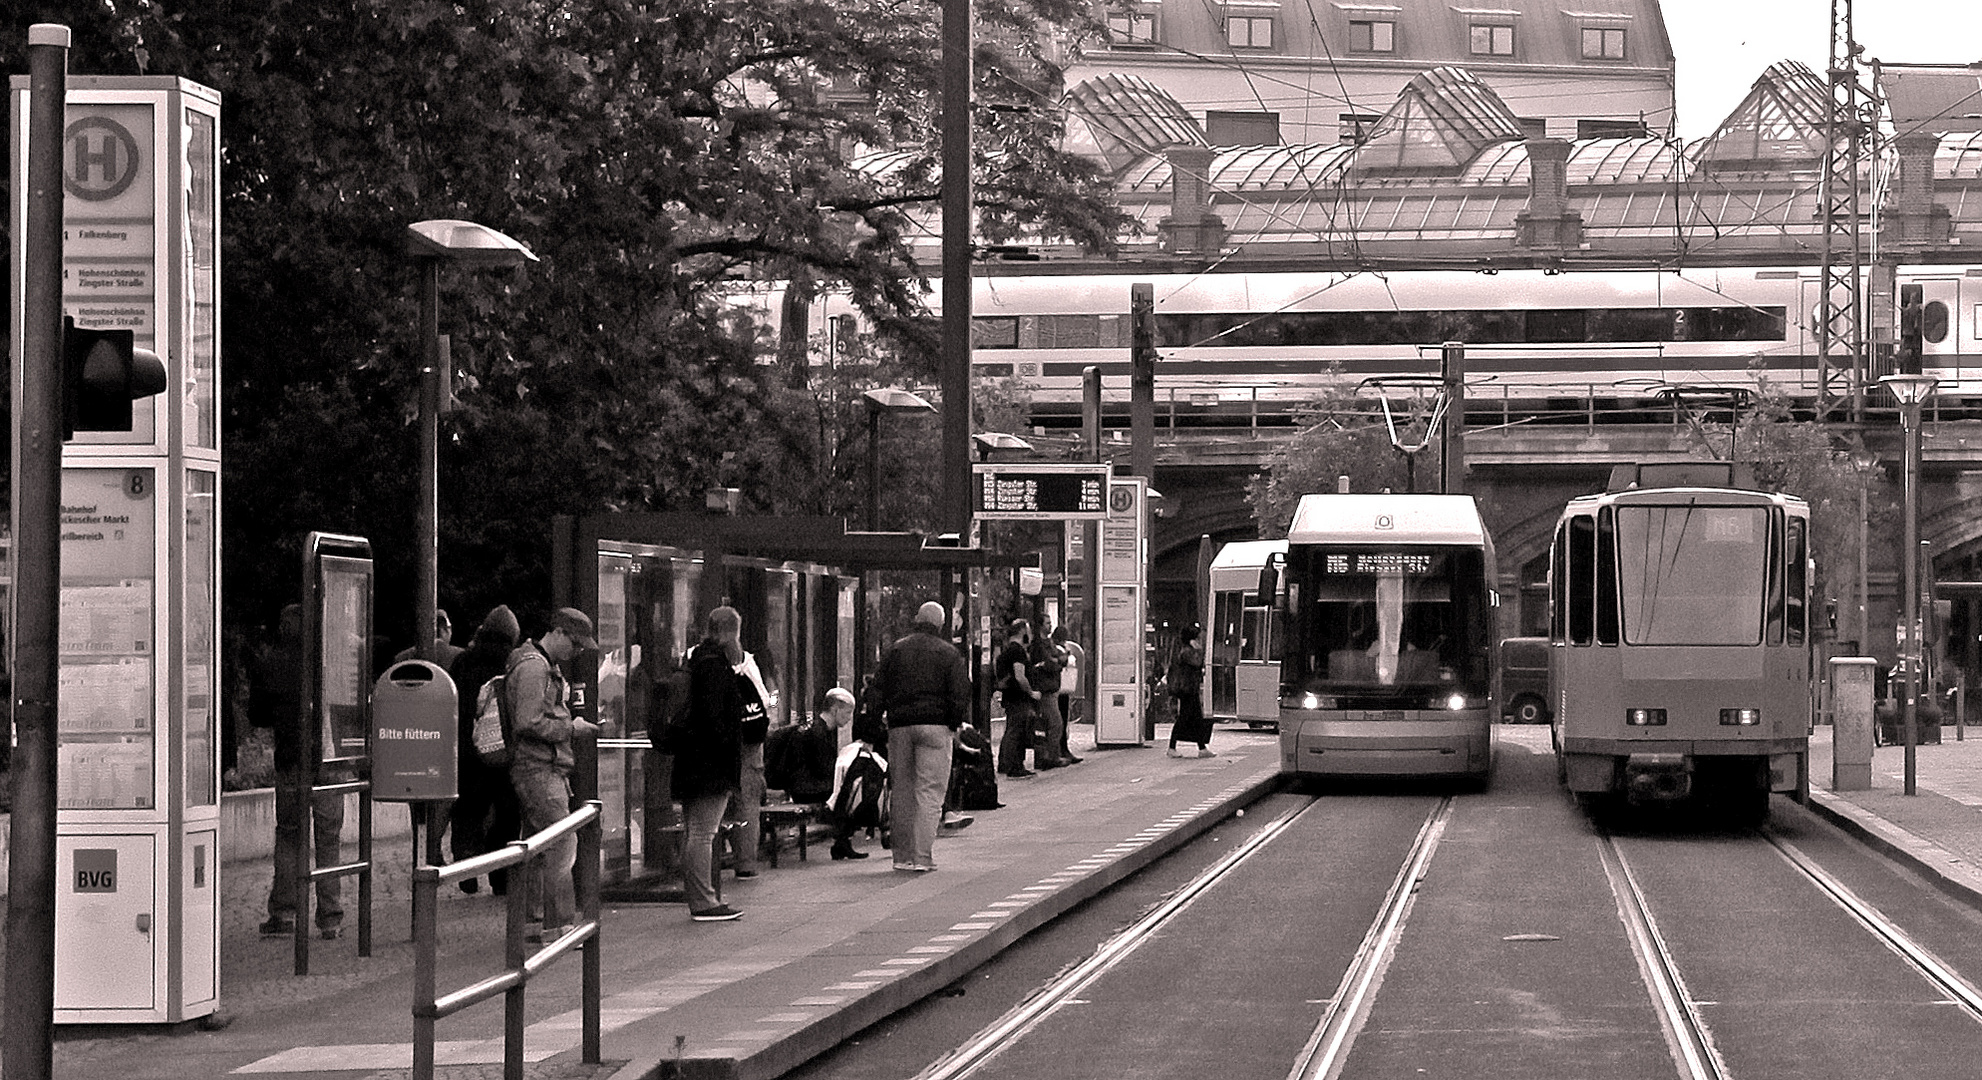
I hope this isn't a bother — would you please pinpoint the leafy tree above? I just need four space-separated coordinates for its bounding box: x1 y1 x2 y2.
1247 373 1435 536
1 0 1130 645
1722 381 1897 644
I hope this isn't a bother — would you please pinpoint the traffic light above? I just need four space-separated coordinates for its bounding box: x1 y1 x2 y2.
1130 283 1156 368
1898 283 1924 374
63 316 166 437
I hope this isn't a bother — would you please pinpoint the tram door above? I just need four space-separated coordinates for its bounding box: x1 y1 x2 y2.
1210 587 1245 717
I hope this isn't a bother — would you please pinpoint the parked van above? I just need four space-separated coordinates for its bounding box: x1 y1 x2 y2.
1499 637 1550 724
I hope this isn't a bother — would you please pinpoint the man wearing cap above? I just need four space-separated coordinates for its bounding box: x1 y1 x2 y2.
507 607 601 941
869 602 971 872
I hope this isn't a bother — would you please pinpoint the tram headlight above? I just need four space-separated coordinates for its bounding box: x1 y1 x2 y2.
1720 708 1762 726
1625 708 1667 727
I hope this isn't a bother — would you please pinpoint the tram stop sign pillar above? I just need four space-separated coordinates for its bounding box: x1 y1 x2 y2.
1831 657 1877 791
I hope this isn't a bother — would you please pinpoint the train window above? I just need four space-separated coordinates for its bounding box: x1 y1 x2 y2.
971 317 1019 349
1786 516 1807 645
1925 300 1950 344
1596 509 1619 645
1567 515 1596 646
1143 306 1788 350
1526 309 1587 343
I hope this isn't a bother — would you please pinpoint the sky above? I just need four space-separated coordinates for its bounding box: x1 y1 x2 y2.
1664 0 1982 138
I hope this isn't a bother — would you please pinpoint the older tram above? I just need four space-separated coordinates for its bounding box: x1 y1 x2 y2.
1550 463 1814 820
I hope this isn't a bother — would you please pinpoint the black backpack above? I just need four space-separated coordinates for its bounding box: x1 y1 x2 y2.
834 747 889 828
647 664 692 755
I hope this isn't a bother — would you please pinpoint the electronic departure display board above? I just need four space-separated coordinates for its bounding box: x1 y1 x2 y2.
972 464 1112 520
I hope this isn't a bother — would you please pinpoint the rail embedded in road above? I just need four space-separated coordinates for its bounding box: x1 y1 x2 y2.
1596 833 1730 1080
914 795 1320 1080
1287 797 1455 1080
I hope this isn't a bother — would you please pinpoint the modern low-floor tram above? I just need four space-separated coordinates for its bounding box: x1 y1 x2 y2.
1270 493 1498 784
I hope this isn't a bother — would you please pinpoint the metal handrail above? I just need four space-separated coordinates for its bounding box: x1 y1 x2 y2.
411 799 603 1080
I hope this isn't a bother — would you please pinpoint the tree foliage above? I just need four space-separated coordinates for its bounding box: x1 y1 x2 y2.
1724 383 1897 637
1247 374 1435 536
1 0 1129 643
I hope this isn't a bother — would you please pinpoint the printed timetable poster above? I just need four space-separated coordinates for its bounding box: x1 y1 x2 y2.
58 468 157 809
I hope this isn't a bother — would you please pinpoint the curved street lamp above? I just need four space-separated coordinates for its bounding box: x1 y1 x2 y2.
405 220 536 666
862 388 935 531
405 219 536 863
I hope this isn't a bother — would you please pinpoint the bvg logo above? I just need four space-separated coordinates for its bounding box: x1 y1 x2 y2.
74 848 118 893
64 116 141 202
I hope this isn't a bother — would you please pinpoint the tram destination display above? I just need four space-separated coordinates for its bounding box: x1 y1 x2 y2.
972 463 1111 520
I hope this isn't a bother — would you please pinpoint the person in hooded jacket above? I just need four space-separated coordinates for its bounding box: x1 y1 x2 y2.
674 606 748 921
446 605 522 895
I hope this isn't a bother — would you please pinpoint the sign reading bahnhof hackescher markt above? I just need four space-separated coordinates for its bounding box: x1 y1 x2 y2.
971 463 1111 521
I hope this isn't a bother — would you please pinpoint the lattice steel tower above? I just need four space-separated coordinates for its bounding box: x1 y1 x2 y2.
1816 0 1879 423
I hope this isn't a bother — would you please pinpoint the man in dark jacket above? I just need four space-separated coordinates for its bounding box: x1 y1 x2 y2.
446 605 521 895
675 606 747 921
870 601 971 872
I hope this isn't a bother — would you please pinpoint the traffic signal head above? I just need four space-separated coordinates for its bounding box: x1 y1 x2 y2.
1899 283 1924 374
64 317 166 437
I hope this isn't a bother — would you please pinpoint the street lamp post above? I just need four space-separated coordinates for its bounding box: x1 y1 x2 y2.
406 221 535 868
971 431 1032 461
1882 373 1938 796
405 220 536 666
862 388 934 531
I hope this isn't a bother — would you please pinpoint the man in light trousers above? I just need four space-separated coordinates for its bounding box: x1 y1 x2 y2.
870 601 971 872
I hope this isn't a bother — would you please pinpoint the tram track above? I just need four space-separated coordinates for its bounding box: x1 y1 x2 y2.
1596 814 1982 1080
1596 832 1730 1080
1286 796 1454 1080
1763 830 1982 1023
909 793 1459 1080
910 793 1325 1080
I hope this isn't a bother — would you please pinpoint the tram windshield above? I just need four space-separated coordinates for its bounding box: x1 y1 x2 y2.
1616 505 1767 645
1283 545 1491 697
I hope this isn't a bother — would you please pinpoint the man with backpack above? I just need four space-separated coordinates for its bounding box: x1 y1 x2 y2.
869 601 971 873
446 605 522 895
507 607 600 942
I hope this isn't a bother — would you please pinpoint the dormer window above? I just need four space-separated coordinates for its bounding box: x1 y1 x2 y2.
1108 5 1160 47
1349 18 1395 52
1470 22 1514 56
1581 26 1625 59
1225 5 1278 49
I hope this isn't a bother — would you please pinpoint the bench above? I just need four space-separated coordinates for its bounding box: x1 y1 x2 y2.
759 802 828 866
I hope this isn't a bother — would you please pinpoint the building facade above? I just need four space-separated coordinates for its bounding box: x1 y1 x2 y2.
1066 0 1676 146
